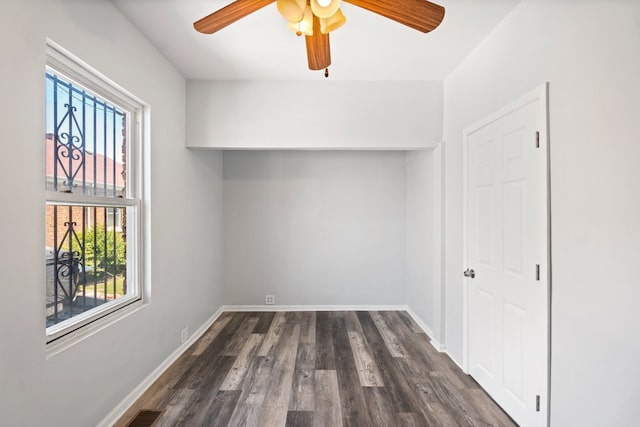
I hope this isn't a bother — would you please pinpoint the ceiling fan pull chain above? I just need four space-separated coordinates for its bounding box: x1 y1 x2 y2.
324 68 329 78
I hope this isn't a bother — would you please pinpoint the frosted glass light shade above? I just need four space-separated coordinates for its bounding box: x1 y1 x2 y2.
310 0 341 19
320 8 346 34
277 0 306 23
287 5 313 36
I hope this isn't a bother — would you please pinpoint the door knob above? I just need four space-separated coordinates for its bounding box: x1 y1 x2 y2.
464 268 476 279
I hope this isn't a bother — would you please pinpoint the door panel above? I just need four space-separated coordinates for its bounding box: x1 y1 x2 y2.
503 301 525 403
476 288 494 375
503 180 525 275
466 93 548 426
477 186 493 265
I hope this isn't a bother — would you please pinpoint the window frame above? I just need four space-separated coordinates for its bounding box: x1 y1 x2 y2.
45 42 146 344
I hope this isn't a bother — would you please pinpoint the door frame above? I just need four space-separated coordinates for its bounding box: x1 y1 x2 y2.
461 83 551 423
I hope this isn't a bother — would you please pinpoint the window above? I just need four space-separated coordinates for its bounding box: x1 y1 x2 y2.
45 44 144 342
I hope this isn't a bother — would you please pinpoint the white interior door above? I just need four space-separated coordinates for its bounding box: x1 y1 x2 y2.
464 86 549 426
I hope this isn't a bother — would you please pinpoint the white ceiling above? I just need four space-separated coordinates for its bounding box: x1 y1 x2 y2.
112 0 520 81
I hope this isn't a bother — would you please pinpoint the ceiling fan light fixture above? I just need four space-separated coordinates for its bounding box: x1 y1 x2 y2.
287 4 314 36
277 0 306 23
320 8 346 34
310 0 341 19
193 0 446 74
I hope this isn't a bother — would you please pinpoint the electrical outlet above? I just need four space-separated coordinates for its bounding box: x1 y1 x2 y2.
265 295 275 305
181 326 189 344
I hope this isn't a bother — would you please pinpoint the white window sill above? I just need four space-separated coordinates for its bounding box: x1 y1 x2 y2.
45 299 148 359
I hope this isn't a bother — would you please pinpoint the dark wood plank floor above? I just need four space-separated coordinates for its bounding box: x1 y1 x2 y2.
116 311 515 427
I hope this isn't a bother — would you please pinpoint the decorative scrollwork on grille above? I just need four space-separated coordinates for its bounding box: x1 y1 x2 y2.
54 219 85 303
55 251 82 300
55 103 85 191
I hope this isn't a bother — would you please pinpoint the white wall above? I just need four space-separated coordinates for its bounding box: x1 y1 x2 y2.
442 0 640 424
405 149 444 344
223 151 406 306
187 80 443 149
0 1 224 425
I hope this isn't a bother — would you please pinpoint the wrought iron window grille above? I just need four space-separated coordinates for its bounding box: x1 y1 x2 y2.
44 50 143 343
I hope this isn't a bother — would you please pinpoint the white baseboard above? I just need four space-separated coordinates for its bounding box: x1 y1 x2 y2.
221 304 408 312
402 308 468 373
404 306 447 353
96 307 226 427
429 337 447 352
445 350 466 372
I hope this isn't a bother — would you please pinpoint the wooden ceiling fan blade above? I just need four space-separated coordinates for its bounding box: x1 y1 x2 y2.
344 0 444 33
305 16 331 70
194 0 275 34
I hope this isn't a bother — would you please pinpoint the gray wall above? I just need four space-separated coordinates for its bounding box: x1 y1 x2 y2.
0 1 224 425
186 80 443 149
442 0 640 424
223 151 406 306
405 149 444 344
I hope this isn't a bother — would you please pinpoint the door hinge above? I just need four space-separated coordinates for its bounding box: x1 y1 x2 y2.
536 131 540 148
536 395 541 412
536 264 541 281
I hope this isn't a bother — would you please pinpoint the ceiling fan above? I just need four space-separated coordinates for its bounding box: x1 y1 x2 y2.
193 0 445 77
